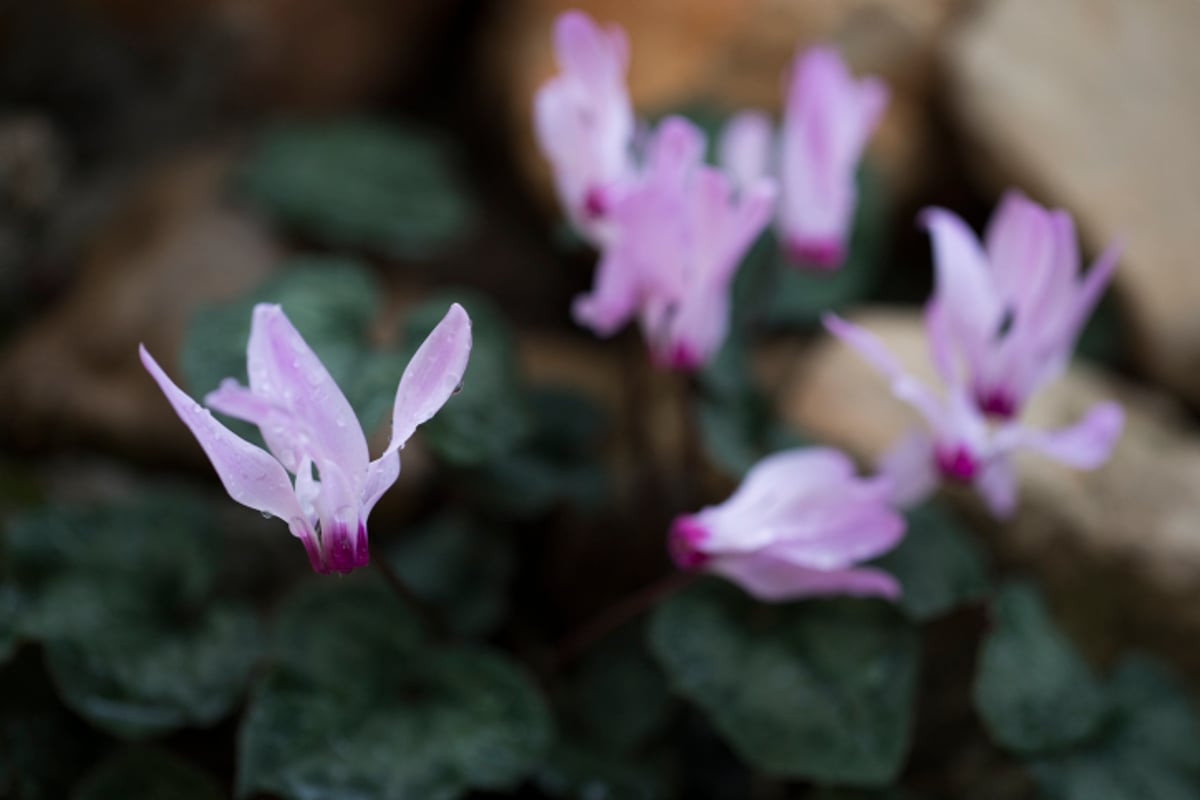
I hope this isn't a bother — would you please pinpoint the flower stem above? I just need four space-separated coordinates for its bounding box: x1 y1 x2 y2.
373 553 448 640
548 570 697 674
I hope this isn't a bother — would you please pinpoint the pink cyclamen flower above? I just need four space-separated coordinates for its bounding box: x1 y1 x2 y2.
140 303 471 574
669 448 905 601
775 47 887 270
573 115 776 370
923 191 1122 419
534 9 635 244
823 313 1123 519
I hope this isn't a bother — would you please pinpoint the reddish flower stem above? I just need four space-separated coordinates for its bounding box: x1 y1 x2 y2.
373 553 448 640
548 570 697 674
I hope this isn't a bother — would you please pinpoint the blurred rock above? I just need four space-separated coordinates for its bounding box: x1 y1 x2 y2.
946 0 1200 406
216 0 457 112
0 116 67 320
766 309 1200 675
490 0 965 216
0 147 279 456
5 0 456 118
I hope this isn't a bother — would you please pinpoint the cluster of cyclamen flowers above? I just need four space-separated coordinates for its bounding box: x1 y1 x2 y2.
536 11 886 368
139 9 1123 607
535 10 1124 600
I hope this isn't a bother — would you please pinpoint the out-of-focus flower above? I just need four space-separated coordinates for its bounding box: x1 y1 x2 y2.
717 110 773 193
824 313 1123 519
669 448 904 601
777 47 888 270
534 9 635 244
923 191 1122 418
573 116 776 370
140 303 471 574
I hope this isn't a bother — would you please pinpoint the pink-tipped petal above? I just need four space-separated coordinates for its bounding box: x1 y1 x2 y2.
362 451 401 517
1004 402 1124 469
718 110 774 191
387 303 472 455
140 344 304 523
1068 238 1122 339
763 501 906 570
922 208 1004 335
822 313 943 426
245 304 369 481
552 11 626 90
974 457 1017 520
714 554 901 601
876 430 938 509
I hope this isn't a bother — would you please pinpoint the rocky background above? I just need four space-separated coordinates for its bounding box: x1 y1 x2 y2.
1 0 1198 796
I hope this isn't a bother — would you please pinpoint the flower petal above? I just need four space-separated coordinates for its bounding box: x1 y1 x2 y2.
718 110 774 191
712 553 901 601
921 207 1004 382
974 457 1017 520
140 344 303 523
760 499 905 570
822 313 943 426
1000 402 1124 469
245 304 369 484
876 430 938 509
386 302 472 455
362 452 401 517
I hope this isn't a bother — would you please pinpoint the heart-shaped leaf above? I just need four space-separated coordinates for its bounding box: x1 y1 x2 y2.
72 747 224 800
5 494 261 739
239 119 474 258
974 582 1108 754
650 580 918 785
237 581 552 800
874 504 990 623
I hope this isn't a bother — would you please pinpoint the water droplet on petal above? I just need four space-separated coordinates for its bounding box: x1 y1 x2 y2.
451 380 464 395
260 511 273 520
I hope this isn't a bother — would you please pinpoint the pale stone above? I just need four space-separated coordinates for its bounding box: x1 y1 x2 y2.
947 0 1200 404
768 309 1200 670
0 148 279 456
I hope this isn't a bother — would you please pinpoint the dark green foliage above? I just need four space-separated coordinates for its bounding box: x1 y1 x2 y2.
974 582 1109 754
237 581 552 800
238 119 474 257
72 747 224 800
0 585 19 665
464 386 611 518
4 493 260 739
535 743 670 800
875 504 991 622
650 580 919 786
558 626 673 755
1028 655 1200 800
387 511 516 638
0 652 103 800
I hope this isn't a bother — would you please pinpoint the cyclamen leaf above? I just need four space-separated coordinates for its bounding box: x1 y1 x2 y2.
72 747 224 800
239 119 474 258
387 511 516 638
874 504 990 622
1028 655 1200 800
649 580 918 786
5 494 261 739
237 581 552 800
974 582 1108 754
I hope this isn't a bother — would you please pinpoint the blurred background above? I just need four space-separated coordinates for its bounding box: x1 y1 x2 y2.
1 0 1200 796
